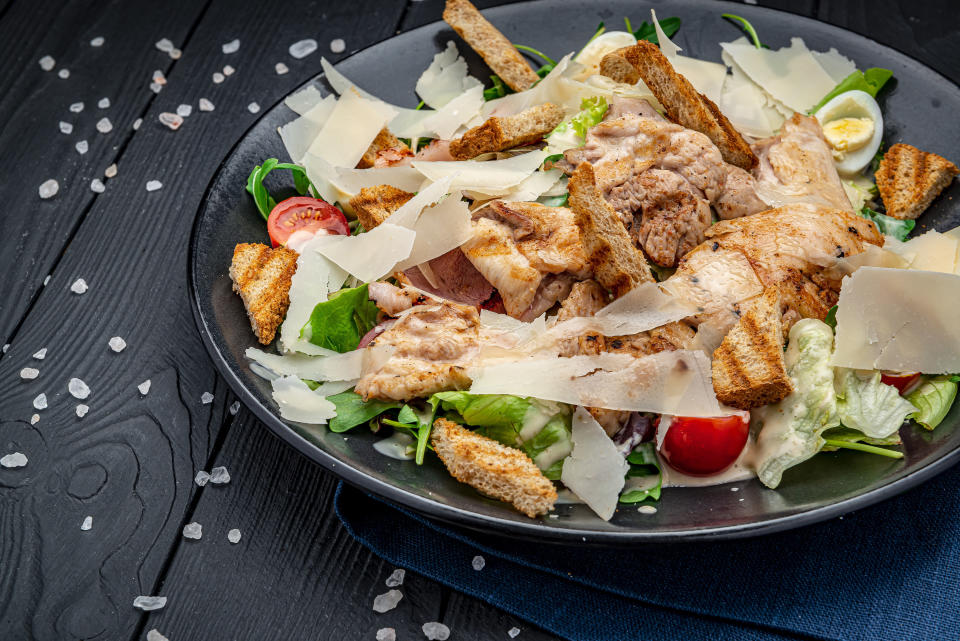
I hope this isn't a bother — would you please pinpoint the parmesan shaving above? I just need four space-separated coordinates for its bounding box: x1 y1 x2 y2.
308 223 416 282
246 348 366 381
306 88 396 168
560 407 629 521
280 237 348 354
883 231 958 274
495 168 564 203
719 62 784 139
303 152 425 205
395 193 473 271
271 376 337 424
811 48 857 84
548 282 696 339
413 150 549 196
284 85 325 115
279 95 337 163
651 10 727 103
416 41 482 109
420 85 484 139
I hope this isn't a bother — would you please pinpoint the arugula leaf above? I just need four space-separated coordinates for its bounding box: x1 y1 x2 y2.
483 74 511 101
619 442 662 503
245 158 319 220
824 305 838 330
809 68 894 114
722 14 762 49
328 391 399 433
907 376 958 430
871 142 886 173
513 44 556 66
859 206 915 241
821 438 904 459
301 284 380 353
387 400 439 464
537 193 569 207
631 17 681 44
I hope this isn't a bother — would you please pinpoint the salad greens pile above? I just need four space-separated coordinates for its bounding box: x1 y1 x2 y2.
301 284 379 353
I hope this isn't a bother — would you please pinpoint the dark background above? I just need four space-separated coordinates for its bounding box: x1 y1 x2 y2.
0 1 957 640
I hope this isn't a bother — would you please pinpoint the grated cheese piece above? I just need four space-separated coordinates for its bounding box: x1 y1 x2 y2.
415 41 482 109
883 231 958 274
395 193 472 271
279 236 348 354
548 282 696 339
420 85 484 140
306 88 396 169
412 150 549 196
246 347 364 382
302 152 425 208
309 223 416 283
270 375 338 424
279 95 338 163
560 407 629 521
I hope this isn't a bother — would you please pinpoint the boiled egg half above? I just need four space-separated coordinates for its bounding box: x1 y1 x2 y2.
813 89 883 175
573 31 638 80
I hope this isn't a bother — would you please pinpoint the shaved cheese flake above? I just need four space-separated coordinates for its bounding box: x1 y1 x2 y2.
420 85 484 140
310 223 416 282
396 193 472 270
280 94 338 163
247 347 366 381
469 350 722 415
284 85 325 114
720 37 837 113
495 168 564 203
560 407 629 521
720 62 785 138
416 41 482 109
386 175 455 228
883 231 958 274
271 375 337 424
280 238 348 354
479 311 547 350
303 151 425 205
549 282 697 339
307 89 396 168
651 10 726 103
832 267 960 373
413 150 549 196
811 48 857 84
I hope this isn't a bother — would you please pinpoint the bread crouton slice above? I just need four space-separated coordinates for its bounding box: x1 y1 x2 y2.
875 143 958 220
229 243 299 345
357 127 412 169
431 418 557 518
443 0 539 92
568 162 654 298
348 185 415 231
712 287 793 410
600 42 757 171
449 103 565 159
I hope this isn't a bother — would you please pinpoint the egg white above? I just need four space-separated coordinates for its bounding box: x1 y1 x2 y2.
814 89 884 175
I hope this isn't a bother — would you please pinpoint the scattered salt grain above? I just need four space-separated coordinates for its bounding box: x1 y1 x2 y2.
195 470 210 486
247 102 260 114
422 622 450 640
20 368 39 380
385 568 405 587
70 278 88 294
58 69 70 79
330 38 345 53
739 497 745 502
69 378 91 400
289 39 317 59
149 82 163 94
637 505 658 515
176 104 192 117
376 629 396 641
69 102 84 113
33 348 47 360
227 528 242 544
90 179 105 193
108 336 126 352
138 379 151 395
1 452 28 468
372 590 403 613
222 39 240 54
104 164 117 178
30 414 40 425
155 38 175 53
146 630 169 641
212 72 225 84
76 404 89 418
2 343 9 353
81 515 93 530
223 64 235 76
133 595 167 611
198 98 214 112
201 391 214 404
43 276 50 286
275 62 289 75
168 48 182 60
39 179 59 199
98 97 110 109
472 555 485 571
59 121 73 134
39 55 55 71
96 117 112 133
133 118 142 130
731 487 740 492
33 394 47 410
75 140 88 154
90 36 104 47
209 466 230 484
146 180 163 192
508 627 521 638
158 112 183 130
229 400 240 415
182 522 202 539
152 69 166 83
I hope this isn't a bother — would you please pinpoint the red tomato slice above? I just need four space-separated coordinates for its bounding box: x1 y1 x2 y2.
266 197 349 247
660 413 750 476
881 371 922 395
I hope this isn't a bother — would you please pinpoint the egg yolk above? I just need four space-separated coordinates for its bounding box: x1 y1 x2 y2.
822 117 874 153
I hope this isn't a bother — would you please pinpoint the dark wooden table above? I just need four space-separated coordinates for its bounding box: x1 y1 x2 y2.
1 1 957 639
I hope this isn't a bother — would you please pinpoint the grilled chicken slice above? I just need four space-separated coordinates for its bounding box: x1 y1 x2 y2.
355 302 479 401
752 114 853 212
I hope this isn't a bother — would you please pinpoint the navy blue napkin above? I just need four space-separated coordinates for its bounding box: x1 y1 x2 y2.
335 462 960 641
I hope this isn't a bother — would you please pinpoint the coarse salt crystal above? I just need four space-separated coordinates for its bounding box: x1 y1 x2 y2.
76 404 89 417
227 528 242 544
275 62 289 75
422 622 450 640
108 336 126 352
75 140 88 154
195 470 210 486
508 627 521 638
70 278 88 294
69 102 84 113
59 121 73 134
90 37 104 47
229 400 240 415
1 452 28 468
385 568 405 587
138 379 151 395
133 595 167 611
176 104 192 117
33 393 47 409
68 378 91 400
152 69 166 83
223 64 235 76
182 522 202 539
158 112 183 130
372 590 403 613
168 48 182 60
39 179 59 199
43 276 50 286
30 414 39 425
330 38 345 53
81 515 93 530
209 466 230 484
2 343 9 353
149 82 163 94
58 69 70 79
472 555 485 571
637 505 658 514
104 164 117 178
289 39 318 59
201 391 214 404
247 102 260 114
222 39 240 54
39 55 55 71
731 487 740 492
33 348 47 360
376 629 396 641
90 179 105 193
97 97 110 109
212 72 225 84
146 630 169 641
198 98 215 113
155 38 174 53
133 118 142 130
96 117 112 133
20 368 39 380
146 180 162 192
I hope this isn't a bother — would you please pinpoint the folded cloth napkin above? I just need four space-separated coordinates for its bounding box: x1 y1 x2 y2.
336 462 960 641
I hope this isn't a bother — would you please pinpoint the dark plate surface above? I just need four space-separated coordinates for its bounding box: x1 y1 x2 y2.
189 0 960 543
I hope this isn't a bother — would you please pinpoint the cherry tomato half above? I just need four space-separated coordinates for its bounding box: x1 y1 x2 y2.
881 371 922 395
660 413 750 476
266 197 349 247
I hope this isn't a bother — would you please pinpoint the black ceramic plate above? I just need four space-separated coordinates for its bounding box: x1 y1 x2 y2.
189 0 960 543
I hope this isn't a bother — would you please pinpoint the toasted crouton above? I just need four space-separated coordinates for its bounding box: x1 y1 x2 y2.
449 103 565 160
348 185 414 231
229 243 299 345
600 42 757 170
875 143 959 220
712 288 793 410
430 418 557 517
568 162 654 297
357 127 411 169
443 0 539 92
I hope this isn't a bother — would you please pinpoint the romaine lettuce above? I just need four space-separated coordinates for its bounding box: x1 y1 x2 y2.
619 442 662 503
907 376 958 430
546 96 608 152
327 391 399 433
859 206 914 242
301 284 380 353
834 369 916 439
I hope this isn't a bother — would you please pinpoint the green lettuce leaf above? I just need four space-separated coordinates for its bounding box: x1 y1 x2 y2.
810 68 894 114
834 369 916 439
547 96 608 150
629 16 681 44
907 376 958 430
821 427 903 458
754 319 840 489
619 442 662 503
859 206 914 242
328 391 399 433
245 158 318 220
301 284 379 353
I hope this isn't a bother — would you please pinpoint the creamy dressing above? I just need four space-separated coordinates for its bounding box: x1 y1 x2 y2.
659 437 759 488
372 432 416 460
